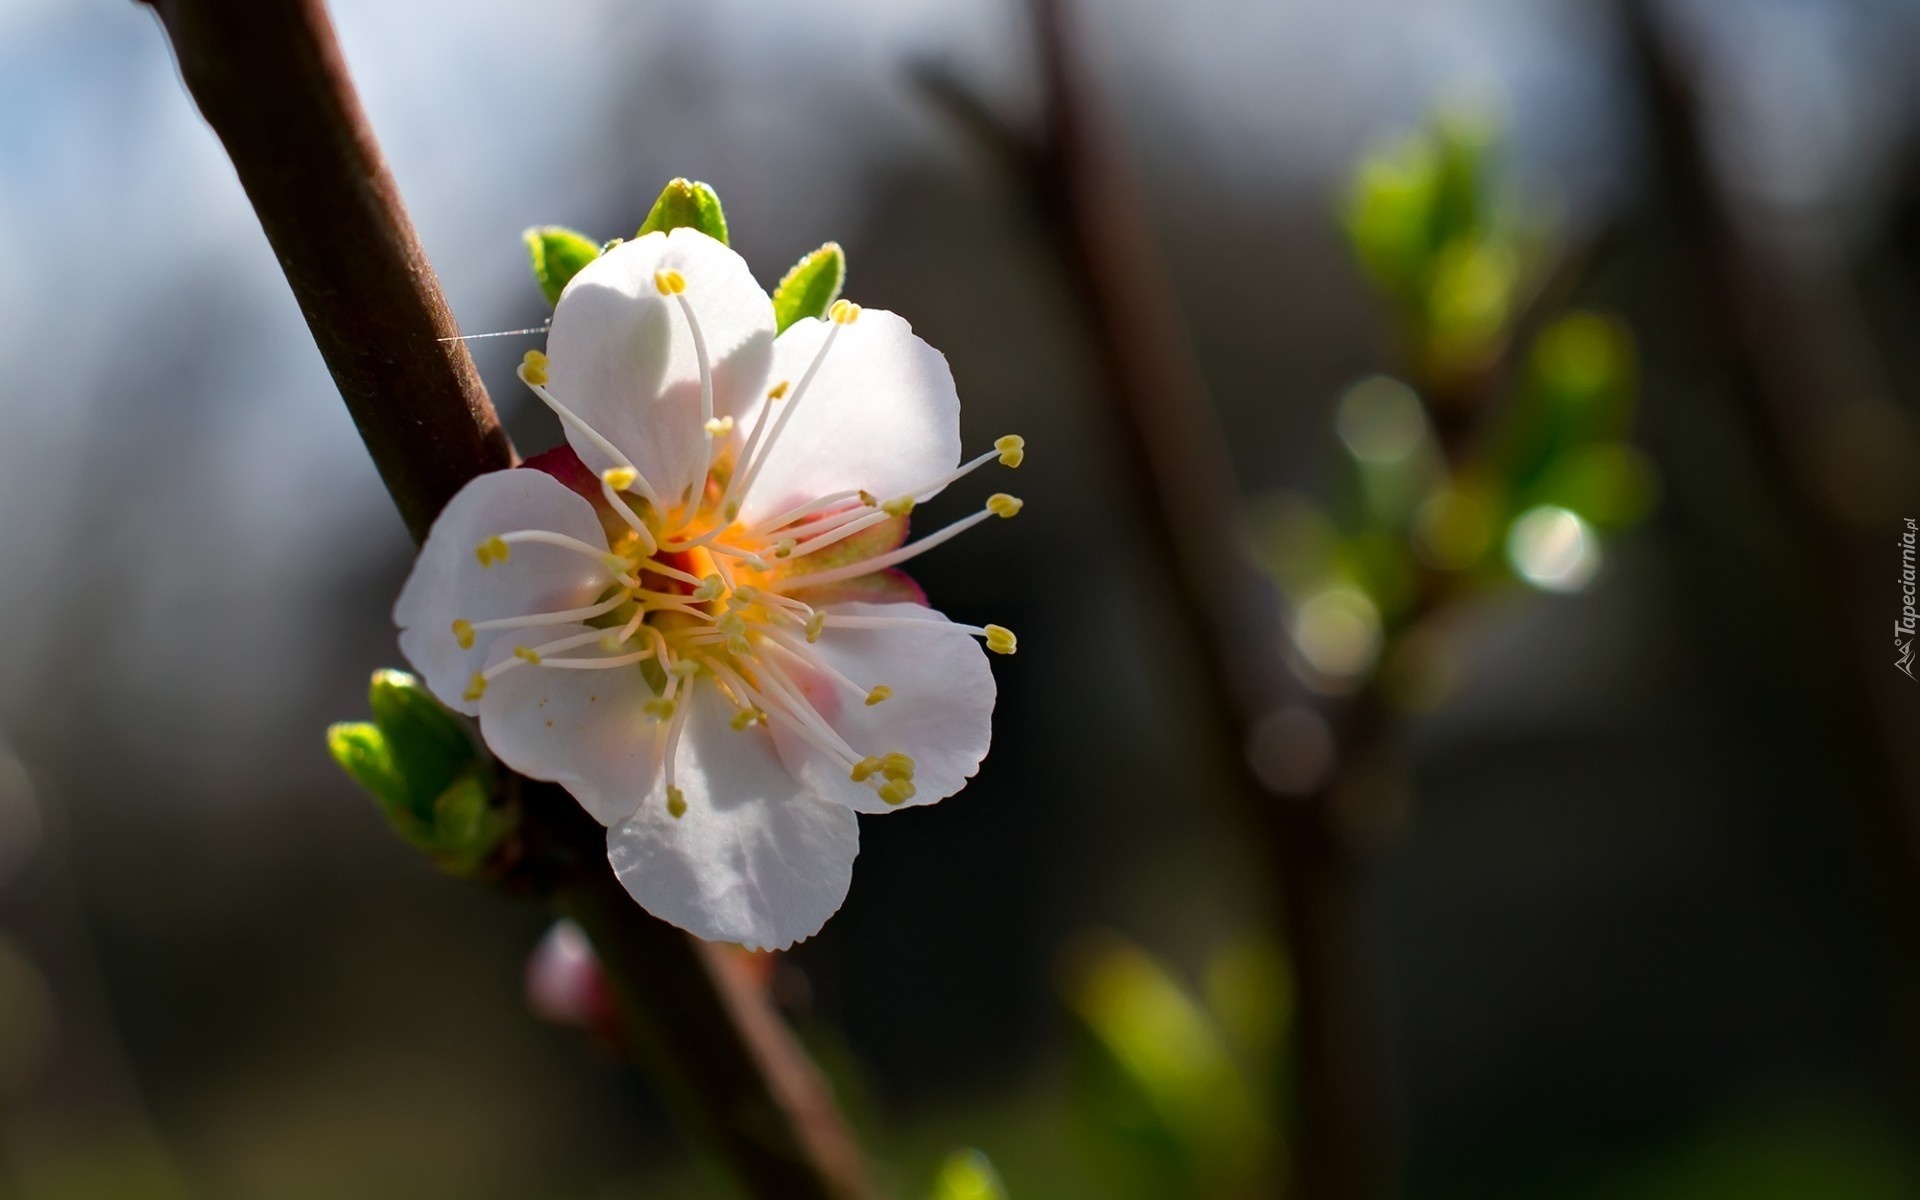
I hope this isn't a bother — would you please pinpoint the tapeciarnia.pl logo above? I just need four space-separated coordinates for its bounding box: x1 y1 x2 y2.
1899 517 1917 679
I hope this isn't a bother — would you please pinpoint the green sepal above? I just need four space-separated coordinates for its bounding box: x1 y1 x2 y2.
636 178 729 244
772 242 846 333
929 1148 1008 1200
328 671 507 875
326 722 409 819
524 225 602 305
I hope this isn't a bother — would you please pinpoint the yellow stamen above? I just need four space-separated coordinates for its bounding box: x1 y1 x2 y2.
513 645 542 665
881 495 915 517
773 538 798 558
521 350 548 386
729 707 766 731
829 298 860 324
858 490 879 507
849 756 883 783
767 380 791 400
995 434 1025 468
987 493 1023 518
692 575 727 603
643 697 676 721
672 659 703 678
864 685 893 707
703 416 735 437
878 779 917 806
666 785 687 819
474 536 510 567
805 613 826 643
881 751 916 781
985 624 1017 655
654 268 687 295
463 672 488 702
451 619 474 649
602 466 637 492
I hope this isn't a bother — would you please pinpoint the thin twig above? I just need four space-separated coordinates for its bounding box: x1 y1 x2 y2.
136 1 876 1195
919 2 1389 1194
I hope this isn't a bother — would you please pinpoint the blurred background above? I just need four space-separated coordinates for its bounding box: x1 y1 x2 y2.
4 0 1920 1196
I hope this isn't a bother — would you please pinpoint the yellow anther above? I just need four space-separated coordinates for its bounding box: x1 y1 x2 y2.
881 495 916 517
520 349 549 386
987 493 1023 518
654 267 687 295
864 685 893 707
729 706 765 731
995 434 1025 468
727 634 753 657
858 489 879 507
703 416 735 437
805 613 826 643
451 619 475 649
829 298 861 324
729 584 761 607
671 659 703 678
666 785 687 819
475 535 511 567
741 554 770 572
881 751 916 781
643 697 676 722
767 380 791 401
849 756 883 783
463 672 488 702
723 500 740 522
878 780 917 806
602 466 637 492
984 624 1017 655
717 612 747 637
773 538 798 558
692 574 726 602
513 645 542 665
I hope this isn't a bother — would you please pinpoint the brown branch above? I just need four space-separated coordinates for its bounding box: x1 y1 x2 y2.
919 2 1390 1195
137 1 876 1195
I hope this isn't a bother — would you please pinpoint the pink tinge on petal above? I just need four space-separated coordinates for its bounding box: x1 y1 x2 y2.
786 567 927 609
523 444 605 508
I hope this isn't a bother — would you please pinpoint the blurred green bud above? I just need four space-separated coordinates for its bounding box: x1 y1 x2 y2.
1424 236 1517 372
524 225 601 305
328 671 505 875
1344 136 1438 300
928 1149 1007 1200
1529 442 1658 530
1488 312 1641 502
772 242 847 333
636 177 730 244
1062 934 1270 1193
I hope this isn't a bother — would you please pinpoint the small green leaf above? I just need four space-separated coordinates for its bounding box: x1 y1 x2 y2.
326 722 407 814
772 242 846 333
430 773 510 873
929 1148 1008 1200
367 669 481 818
524 226 602 305
636 178 729 244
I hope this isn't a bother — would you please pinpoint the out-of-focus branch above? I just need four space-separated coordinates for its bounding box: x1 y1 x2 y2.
137 2 876 1196
1621 1 1920 903
919 2 1388 1195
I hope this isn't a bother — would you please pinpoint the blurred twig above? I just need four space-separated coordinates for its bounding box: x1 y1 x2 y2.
135 1 876 1195
1621 0 1920 908
917 2 1388 1195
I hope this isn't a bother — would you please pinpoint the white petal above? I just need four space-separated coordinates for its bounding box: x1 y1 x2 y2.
607 681 858 950
395 470 611 716
735 309 962 527
546 228 775 508
474 624 662 826
765 602 995 815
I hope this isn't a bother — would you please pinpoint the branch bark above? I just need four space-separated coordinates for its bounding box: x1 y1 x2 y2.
137 1 876 1195
919 2 1390 1194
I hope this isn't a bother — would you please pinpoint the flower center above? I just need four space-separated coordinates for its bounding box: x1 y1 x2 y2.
454 278 1026 815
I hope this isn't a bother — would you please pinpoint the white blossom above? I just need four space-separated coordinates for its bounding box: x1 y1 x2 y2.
395 228 1022 950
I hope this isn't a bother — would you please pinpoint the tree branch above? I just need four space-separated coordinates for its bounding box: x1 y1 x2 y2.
918 2 1390 1194
137 1 876 1195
